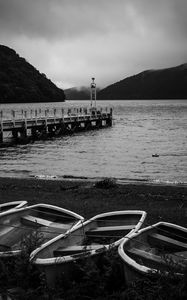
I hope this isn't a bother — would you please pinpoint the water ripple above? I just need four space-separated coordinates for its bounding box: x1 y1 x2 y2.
0 100 186 185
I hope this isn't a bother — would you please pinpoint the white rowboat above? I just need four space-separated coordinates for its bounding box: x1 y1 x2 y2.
0 203 84 257
30 210 147 286
118 222 187 285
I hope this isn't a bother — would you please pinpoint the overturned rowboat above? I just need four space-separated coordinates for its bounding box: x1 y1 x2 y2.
0 203 84 257
30 210 147 286
0 201 28 214
118 222 187 285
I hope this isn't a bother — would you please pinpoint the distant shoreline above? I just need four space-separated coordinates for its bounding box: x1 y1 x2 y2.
1 98 187 104
0 174 186 188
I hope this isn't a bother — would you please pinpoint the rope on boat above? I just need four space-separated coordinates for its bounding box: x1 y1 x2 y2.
0 222 186 261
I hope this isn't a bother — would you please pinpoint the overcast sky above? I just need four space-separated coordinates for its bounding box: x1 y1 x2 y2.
0 0 187 89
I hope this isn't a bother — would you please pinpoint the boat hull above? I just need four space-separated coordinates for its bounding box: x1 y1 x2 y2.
118 222 187 285
30 210 147 286
0 203 84 258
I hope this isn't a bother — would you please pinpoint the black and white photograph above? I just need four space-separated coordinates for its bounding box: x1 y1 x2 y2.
0 0 186 299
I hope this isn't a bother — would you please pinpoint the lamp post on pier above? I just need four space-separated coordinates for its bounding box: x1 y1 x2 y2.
90 77 96 108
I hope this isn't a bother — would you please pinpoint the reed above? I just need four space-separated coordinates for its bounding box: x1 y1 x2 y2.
0 237 186 299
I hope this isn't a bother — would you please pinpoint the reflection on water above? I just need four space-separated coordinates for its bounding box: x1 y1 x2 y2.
0 100 186 185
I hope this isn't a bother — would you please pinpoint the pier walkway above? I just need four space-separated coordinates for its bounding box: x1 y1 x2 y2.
0 106 112 146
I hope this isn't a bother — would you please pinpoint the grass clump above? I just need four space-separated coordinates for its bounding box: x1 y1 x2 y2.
94 178 117 189
51 248 125 300
123 268 187 300
0 230 186 299
0 230 45 299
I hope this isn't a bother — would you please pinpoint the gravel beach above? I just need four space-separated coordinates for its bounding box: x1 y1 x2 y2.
0 177 186 227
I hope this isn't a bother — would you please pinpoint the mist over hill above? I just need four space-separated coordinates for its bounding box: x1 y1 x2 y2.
64 86 101 100
98 64 187 100
0 45 65 103
64 86 90 100
1 45 186 103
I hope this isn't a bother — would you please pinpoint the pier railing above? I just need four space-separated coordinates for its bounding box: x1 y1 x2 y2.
0 106 111 121
0 106 113 145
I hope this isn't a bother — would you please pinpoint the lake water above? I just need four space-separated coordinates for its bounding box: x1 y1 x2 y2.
0 99 186 185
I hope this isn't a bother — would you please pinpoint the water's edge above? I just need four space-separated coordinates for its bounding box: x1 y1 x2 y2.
0 174 186 187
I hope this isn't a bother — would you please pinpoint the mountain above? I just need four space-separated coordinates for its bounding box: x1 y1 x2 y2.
0 45 65 103
98 64 187 100
64 86 101 100
64 86 90 100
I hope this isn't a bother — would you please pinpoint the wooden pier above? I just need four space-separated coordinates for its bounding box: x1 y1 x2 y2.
0 106 112 146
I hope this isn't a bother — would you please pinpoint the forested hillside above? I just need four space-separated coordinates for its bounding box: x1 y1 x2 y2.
64 87 90 100
0 45 65 103
98 64 187 100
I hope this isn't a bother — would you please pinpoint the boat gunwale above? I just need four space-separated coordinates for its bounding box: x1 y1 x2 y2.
30 210 147 266
0 203 84 220
118 221 187 275
0 203 84 257
0 201 28 212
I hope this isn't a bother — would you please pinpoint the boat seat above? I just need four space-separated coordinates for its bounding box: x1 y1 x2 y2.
127 248 187 268
50 222 73 230
0 225 15 237
127 248 165 264
0 226 33 248
21 215 71 230
54 244 104 256
148 233 187 251
21 215 52 227
86 225 135 236
38 225 71 241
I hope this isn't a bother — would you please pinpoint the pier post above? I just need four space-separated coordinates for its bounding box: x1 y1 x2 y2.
106 108 113 126
12 129 18 140
54 108 56 122
45 109 49 133
12 110 15 126
85 120 92 130
38 108 42 121
35 109 38 125
20 124 27 139
31 127 38 140
0 111 3 143
0 123 3 143
96 113 102 128
20 111 27 139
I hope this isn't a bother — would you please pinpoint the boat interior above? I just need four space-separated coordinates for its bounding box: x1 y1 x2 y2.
0 206 78 253
51 215 140 258
125 224 187 271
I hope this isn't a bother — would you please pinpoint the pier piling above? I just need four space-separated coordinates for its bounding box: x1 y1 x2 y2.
0 106 113 147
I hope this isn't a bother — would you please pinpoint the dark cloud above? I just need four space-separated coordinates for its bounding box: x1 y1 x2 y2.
0 0 186 88
1 0 186 40
134 0 187 39
0 0 128 39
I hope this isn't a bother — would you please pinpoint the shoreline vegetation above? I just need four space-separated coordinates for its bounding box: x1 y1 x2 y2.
0 177 186 227
0 177 186 299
